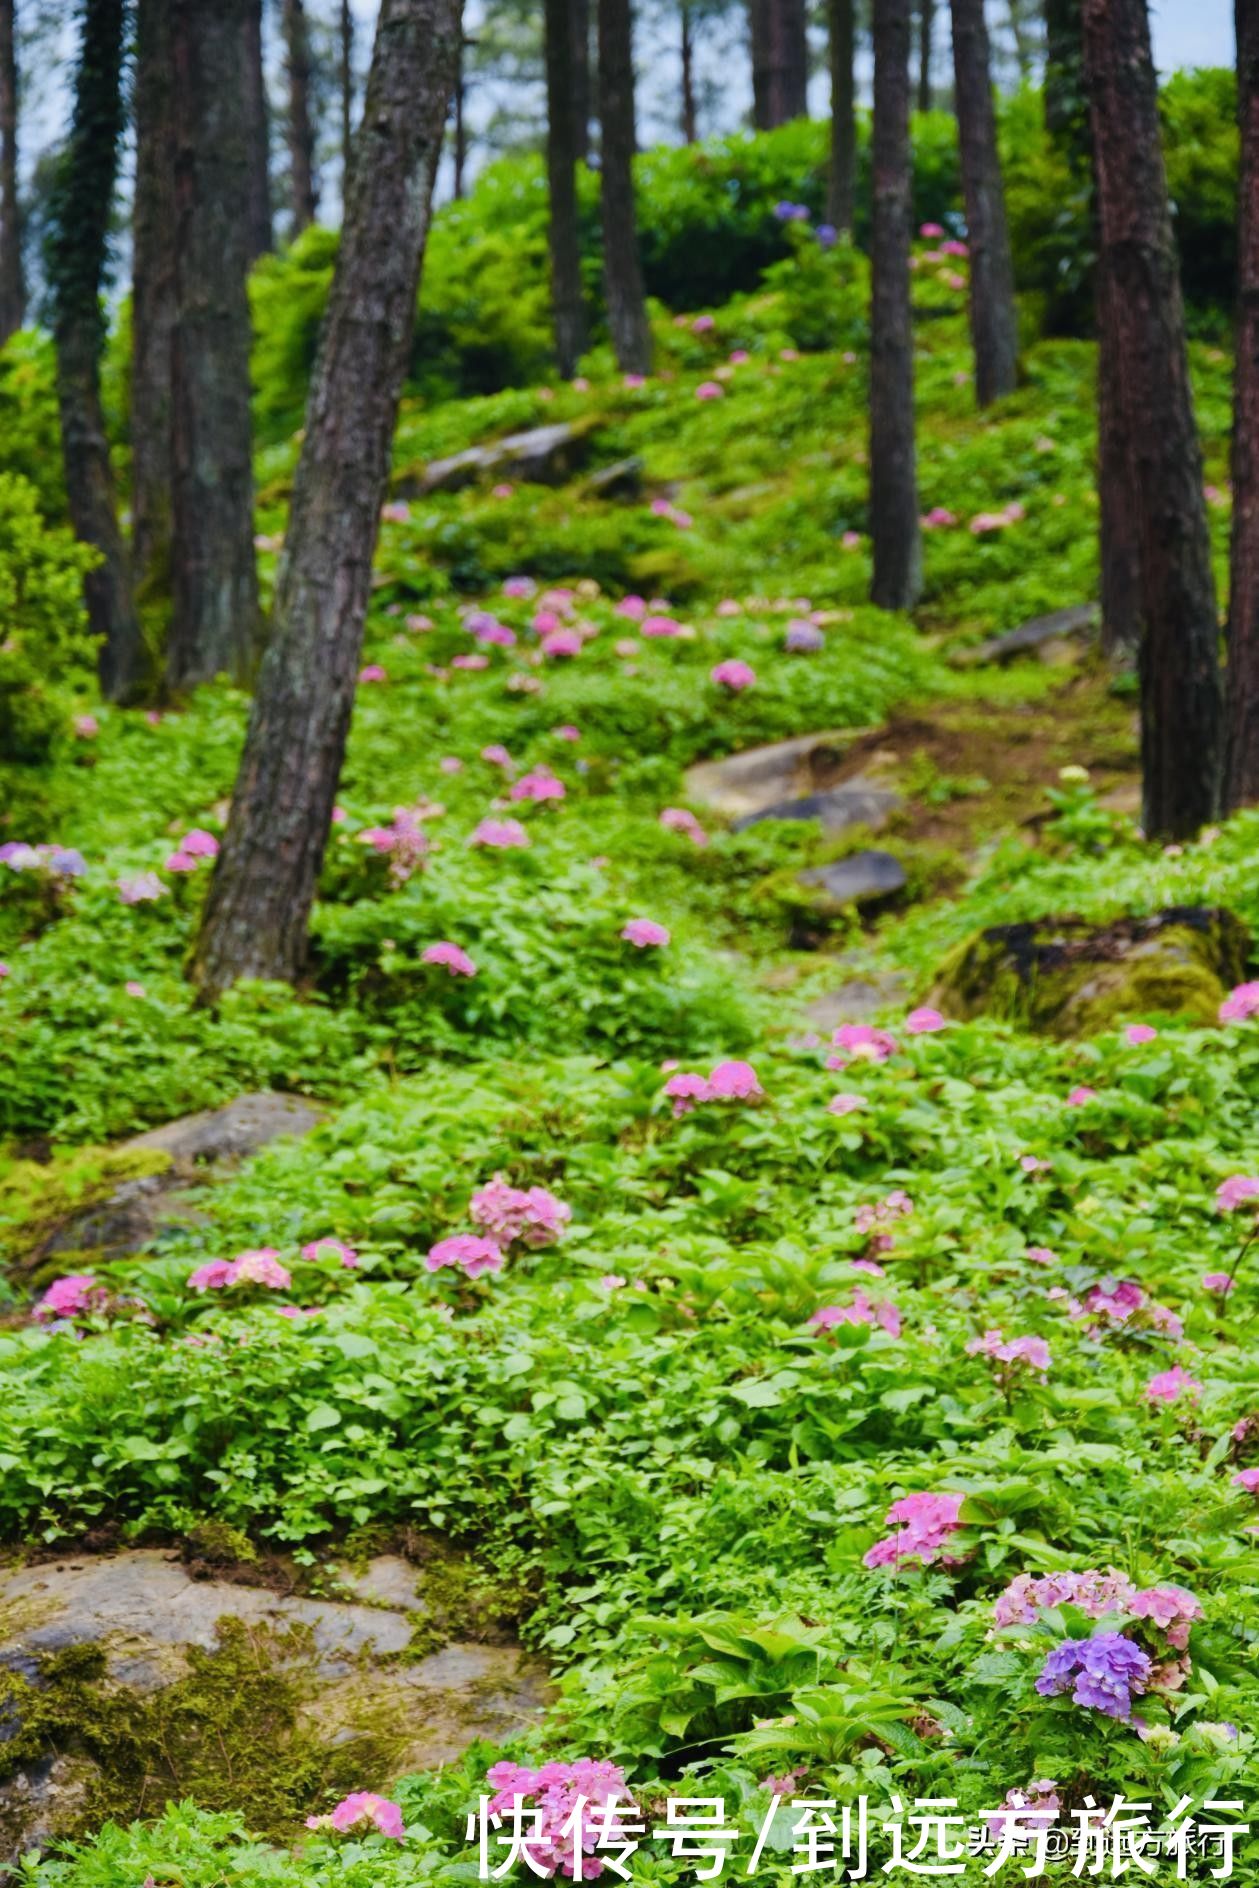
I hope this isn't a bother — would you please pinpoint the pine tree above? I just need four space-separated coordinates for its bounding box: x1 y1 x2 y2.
1226 0 1259 809
598 0 651 373
869 0 921 610
949 0 1018 404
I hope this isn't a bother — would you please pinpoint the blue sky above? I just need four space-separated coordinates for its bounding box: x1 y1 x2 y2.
1150 0 1233 70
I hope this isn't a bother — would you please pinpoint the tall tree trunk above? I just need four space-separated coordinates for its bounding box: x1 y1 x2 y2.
1082 0 1221 838
282 0 319 231
680 1 698 143
132 0 177 625
572 0 591 158
452 33 466 197
1226 0 1259 810
1045 0 1141 654
340 0 354 180
598 0 651 373
827 0 855 229
949 0 1018 403
1007 0 1034 76
166 0 262 691
46 0 140 700
869 0 921 610
917 0 933 110
749 0 770 128
767 0 809 122
193 0 461 998
544 0 586 375
243 0 273 261
0 0 23 342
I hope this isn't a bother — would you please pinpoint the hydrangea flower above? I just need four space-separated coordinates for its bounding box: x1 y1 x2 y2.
621 918 670 948
695 380 724 400
812 1293 901 1337
710 659 756 691
510 770 566 803
827 1093 865 1117
306 1793 404 1840
541 628 582 657
33 1274 104 1322
423 941 477 977
1219 981 1259 1023
615 594 647 619
1234 1468 1259 1495
189 1249 292 1292
663 1071 711 1116
1216 1175 1259 1213
784 620 824 652
986 1781 1060 1843
966 1330 1051 1377
180 829 219 858
300 1239 358 1268
483 1758 632 1879
640 612 685 638
118 872 166 904
1145 1365 1200 1405
1203 1271 1235 1296
1035 1633 1152 1719
659 807 708 846
425 1234 504 1279
994 1568 1137 1628
904 1006 947 1034
1129 1585 1203 1649
1066 1085 1098 1106
469 1177 571 1249
829 1024 897 1065
1125 1023 1158 1044
864 1492 965 1570
470 818 530 849
358 664 388 683
708 1059 762 1099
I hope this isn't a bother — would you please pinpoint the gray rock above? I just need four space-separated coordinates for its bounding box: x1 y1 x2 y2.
685 729 871 820
583 455 644 500
123 1091 323 1165
956 602 1099 667
798 850 908 910
802 970 909 1031
401 420 594 497
734 778 900 836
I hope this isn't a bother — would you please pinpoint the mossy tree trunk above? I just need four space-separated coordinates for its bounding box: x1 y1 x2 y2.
243 0 274 262
132 0 178 633
949 0 1018 404
46 0 140 702
192 0 462 998
165 0 262 691
544 0 587 375
282 0 319 232
827 0 855 231
598 0 651 374
0 0 23 344
869 0 922 611
1082 0 1221 837
1226 0 1259 810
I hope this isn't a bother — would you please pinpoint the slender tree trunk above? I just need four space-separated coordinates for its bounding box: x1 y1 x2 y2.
282 0 319 231
572 0 591 158
749 0 769 127
0 0 23 342
680 1 698 143
869 0 921 610
949 0 1018 403
243 0 273 261
193 0 461 998
166 0 262 691
132 0 177 624
544 0 586 374
598 0 651 373
453 33 466 197
340 0 354 179
1082 0 1221 838
767 0 809 122
1226 0 1259 809
47 0 140 700
1007 0 1034 77
827 0 855 229
917 0 933 110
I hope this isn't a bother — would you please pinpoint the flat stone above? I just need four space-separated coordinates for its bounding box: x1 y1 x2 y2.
802 970 909 1030
797 850 908 910
401 420 595 497
122 1091 323 1164
956 602 1099 667
583 455 643 499
734 779 901 836
685 729 869 820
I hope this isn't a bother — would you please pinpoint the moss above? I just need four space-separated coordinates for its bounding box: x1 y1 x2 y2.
0 1144 171 1278
929 907 1250 1037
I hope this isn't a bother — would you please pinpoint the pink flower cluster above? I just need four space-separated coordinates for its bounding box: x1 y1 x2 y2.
300 1238 358 1268
484 1759 632 1880
1064 1278 1182 1341
1216 1175 1259 1213
864 1491 965 1570
663 1059 763 1115
621 918 669 948
854 1189 912 1237
470 817 530 849
828 1024 897 1066
966 1329 1051 1378
710 659 756 691
1145 1364 1200 1405
1220 981 1259 1023
425 1234 503 1279
995 1569 1202 1652
306 1792 404 1840
511 769 566 803
34 1274 105 1322
189 1248 292 1292
659 807 708 847
165 828 219 872
470 1175 572 1249
969 501 1026 535
358 810 429 884
423 940 477 977
812 1293 901 1338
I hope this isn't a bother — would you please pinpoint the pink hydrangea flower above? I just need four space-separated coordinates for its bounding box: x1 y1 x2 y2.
358 664 387 683
621 918 670 948
812 1294 900 1337
1066 1085 1098 1106
1125 1023 1157 1044
864 1492 965 1570
470 818 530 849
510 770 566 803
425 1234 504 1278
470 1176 571 1249
125 980 146 997
616 594 647 620
307 1793 405 1840
1145 1366 1200 1405
921 506 957 529
1203 1272 1235 1295
503 576 535 598
659 807 708 846
1220 981 1259 1023
1234 1468 1259 1495
695 380 724 400
710 659 756 691
994 1568 1137 1627
1216 1176 1259 1213
33 1274 103 1322
73 713 99 738
423 940 477 977
484 1758 632 1877
966 1329 1051 1376
640 613 684 638
189 1249 292 1291
439 756 463 774
554 724 581 741
920 221 944 238
904 1006 946 1035
1129 1585 1203 1648
301 1238 358 1268
1026 1246 1057 1266
827 1093 865 1117
664 1071 710 1115
707 1058 762 1099
179 829 219 858
165 850 198 872
541 628 583 657
118 872 166 904
829 1024 897 1065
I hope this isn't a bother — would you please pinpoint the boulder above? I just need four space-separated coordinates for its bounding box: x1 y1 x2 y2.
928 906 1250 1037
685 729 870 821
0 1549 550 1861
797 850 908 912
802 970 909 1031
733 779 900 836
582 455 644 500
398 420 595 497
954 603 1100 667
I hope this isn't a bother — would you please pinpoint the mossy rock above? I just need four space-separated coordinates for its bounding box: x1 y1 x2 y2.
928 906 1251 1038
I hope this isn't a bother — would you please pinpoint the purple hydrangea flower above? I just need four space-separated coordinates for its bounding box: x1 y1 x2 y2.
816 223 838 249
1035 1633 1152 1720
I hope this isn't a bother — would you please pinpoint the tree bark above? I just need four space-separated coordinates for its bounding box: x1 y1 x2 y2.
341 0 355 181
166 0 262 691
1226 0 1259 809
47 0 140 700
869 0 922 610
0 0 23 343
917 0 933 110
749 0 771 128
453 35 466 198
282 0 319 231
571 0 591 158
132 0 178 622
544 0 586 375
193 0 461 998
1082 0 1221 838
680 1 698 144
598 0 651 374
243 0 273 262
827 0 855 230
949 0 1018 404
767 0 809 122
